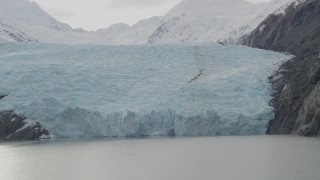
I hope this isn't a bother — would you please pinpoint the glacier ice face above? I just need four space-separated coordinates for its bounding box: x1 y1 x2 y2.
0 43 292 137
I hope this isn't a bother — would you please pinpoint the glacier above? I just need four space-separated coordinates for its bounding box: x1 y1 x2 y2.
0 43 292 137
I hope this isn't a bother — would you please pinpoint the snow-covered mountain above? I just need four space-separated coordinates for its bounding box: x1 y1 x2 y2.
0 0 72 31
0 0 161 44
0 21 37 43
96 16 162 44
148 0 299 44
0 0 88 43
0 0 299 44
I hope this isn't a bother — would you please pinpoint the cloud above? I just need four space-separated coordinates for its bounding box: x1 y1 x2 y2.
30 0 183 30
45 8 75 19
245 0 271 3
108 0 180 8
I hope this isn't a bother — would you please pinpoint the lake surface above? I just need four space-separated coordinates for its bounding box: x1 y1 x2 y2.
0 136 319 180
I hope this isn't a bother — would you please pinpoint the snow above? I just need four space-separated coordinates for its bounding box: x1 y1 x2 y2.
0 0 162 44
148 0 298 44
14 119 35 133
0 43 292 137
0 0 71 31
259 24 266 32
273 0 304 15
39 134 50 139
97 24 130 35
96 16 162 45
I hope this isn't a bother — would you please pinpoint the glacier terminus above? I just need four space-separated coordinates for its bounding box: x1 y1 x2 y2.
0 43 292 137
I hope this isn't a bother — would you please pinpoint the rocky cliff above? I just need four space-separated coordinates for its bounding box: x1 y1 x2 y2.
0 110 50 141
241 0 320 136
1 94 50 141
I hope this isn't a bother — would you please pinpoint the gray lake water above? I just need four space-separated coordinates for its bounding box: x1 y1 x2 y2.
0 136 319 180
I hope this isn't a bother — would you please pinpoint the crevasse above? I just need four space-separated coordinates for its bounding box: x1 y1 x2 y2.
0 43 292 137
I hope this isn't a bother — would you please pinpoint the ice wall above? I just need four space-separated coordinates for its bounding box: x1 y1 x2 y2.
0 43 292 137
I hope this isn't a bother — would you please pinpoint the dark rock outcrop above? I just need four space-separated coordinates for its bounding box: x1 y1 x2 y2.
0 95 7 100
0 22 38 43
240 0 320 55
240 0 320 136
0 111 49 141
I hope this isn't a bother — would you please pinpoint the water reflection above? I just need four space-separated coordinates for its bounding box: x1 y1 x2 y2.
0 136 319 180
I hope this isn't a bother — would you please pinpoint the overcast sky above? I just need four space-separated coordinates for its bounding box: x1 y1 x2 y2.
29 0 271 31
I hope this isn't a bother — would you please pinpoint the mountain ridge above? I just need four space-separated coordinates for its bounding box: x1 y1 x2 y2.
0 0 298 45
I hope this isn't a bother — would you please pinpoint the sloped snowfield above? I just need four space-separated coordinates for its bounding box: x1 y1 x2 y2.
0 43 291 137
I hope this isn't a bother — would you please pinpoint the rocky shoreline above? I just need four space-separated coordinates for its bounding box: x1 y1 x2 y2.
1 93 50 141
240 0 320 136
0 110 50 141
0 106 50 141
